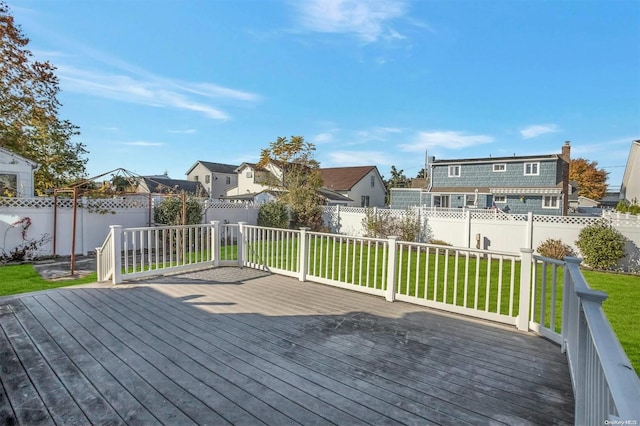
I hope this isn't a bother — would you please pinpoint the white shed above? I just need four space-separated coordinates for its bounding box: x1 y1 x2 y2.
0 147 39 197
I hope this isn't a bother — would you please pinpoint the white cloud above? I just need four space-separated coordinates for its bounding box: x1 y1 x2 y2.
399 130 494 152
57 66 244 120
168 129 197 134
120 141 165 147
293 0 408 42
327 150 392 165
356 126 403 142
520 124 560 139
313 132 335 144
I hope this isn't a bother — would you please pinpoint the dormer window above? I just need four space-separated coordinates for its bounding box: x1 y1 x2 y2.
524 162 539 176
448 165 461 177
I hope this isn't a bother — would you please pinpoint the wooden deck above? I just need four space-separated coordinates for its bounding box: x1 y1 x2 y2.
0 267 574 425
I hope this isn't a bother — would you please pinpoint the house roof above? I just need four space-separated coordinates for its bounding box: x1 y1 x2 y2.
317 187 353 202
0 146 39 169
318 166 377 191
186 161 238 175
140 176 205 195
432 154 560 165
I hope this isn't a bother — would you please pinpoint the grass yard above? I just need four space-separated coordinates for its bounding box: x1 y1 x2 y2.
583 270 640 374
0 263 97 297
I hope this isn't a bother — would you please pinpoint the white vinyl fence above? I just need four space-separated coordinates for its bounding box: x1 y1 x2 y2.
3 196 640 272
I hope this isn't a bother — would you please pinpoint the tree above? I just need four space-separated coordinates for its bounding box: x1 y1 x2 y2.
258 136 324 230
383 165 409 204
569 158 608 201
0 2 87 194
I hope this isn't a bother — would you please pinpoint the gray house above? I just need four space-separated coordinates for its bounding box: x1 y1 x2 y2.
391 142 571 215
186 161 238 199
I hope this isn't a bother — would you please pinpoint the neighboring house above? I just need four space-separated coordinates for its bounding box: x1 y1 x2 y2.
391 142 571 215
185 161 238 199
0 146 39 197
224 162 276 201
568 181 599 212
135 175 206 196
224 162 379 207
620 140 640 205
318 166 386 208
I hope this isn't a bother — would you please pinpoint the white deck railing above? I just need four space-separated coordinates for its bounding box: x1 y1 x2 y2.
531 255 640 424
97 222 640 423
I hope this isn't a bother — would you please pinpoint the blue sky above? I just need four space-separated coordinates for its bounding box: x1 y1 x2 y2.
12 0 640 189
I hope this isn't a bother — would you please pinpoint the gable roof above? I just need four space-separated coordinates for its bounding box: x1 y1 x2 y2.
318 166 377 191
0 146 39 169
186 161 238 175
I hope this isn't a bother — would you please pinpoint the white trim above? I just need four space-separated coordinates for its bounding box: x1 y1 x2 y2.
490 187 560 195
493 163 507 172
448 165 461 177
524 162 540 176
542 195 560 209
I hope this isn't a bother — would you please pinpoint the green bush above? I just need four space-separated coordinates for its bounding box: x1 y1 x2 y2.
616 200 629 213
258 201 289 229
576 219 626 270
361 209 427 242
536 238 575 260
154 197 202 225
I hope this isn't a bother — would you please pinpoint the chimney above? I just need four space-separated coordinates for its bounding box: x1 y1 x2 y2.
561 141 571 162
561 141 571 216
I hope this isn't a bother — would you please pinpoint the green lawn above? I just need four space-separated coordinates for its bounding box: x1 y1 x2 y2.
0 263 97 297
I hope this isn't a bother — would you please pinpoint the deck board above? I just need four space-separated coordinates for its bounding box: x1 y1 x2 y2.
0 267 574 425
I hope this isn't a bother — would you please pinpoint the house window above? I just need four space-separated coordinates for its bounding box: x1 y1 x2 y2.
246 171 253 178
542 195 560 209
226 176 231 185
493 164 506 172
494 195 507 204
194 175 199 181
370 175 375 187
465 194 476 206
361 196 370 207
0 173 17 196
205 175 210 184
448 165 461 177
524 162 539 176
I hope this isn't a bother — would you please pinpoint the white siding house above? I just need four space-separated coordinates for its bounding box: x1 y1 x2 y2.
621 140 640 205
318 166 386 207
186 161 238 199
0 147 39 197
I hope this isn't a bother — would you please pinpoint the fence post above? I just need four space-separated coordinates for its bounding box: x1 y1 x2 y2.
238 222 246 268
525 212 533 249
386 236 398 302
299 227 310 282
211 221 219 267
110 225 122 285
464 209 471 248
517 248 534 331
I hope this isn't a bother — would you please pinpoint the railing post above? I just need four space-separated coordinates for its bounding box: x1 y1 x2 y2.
386 236 398 302
238 222 246 268
211 221 220 267
562 256 582 353
525 212 533 249
299 227 310 282
96 247 103 282
110 225 122 285
517 248 534 331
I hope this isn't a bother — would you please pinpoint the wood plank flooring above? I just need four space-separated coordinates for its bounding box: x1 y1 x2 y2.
0 267 574 425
